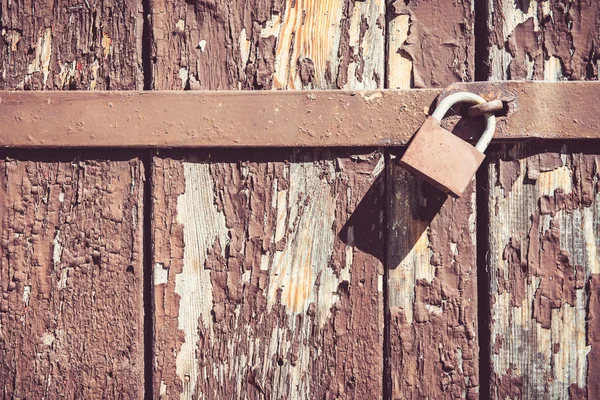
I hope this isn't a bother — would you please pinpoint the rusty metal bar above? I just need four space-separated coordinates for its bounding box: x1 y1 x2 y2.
0 81 598 148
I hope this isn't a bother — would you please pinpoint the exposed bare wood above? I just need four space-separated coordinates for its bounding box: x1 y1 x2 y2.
0 2 146 398
0 82 600 147
149 0 384 90
485 2 600 398
0 0 143 90
387 156 479 399
387 14 412 90
485 0 599 81
386 0 474 89
385 1 478 398
152 150 384 399
150 0 385 398
0 156 145 398
487 142 600 399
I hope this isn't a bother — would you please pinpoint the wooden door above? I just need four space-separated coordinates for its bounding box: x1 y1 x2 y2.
0 0 599 399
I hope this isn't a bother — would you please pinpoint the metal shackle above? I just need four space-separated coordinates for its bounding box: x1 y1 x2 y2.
431 92 496 153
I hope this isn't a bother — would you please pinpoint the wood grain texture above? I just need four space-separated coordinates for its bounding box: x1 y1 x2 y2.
152 150 384 399
149 0 384 90
0 0 143 90
387 155 479 399
385 0 478 398
485 1 600 398
485 0 600 81
487 142 600 399
150 1 385 397
386 0 474 89
0 156 145 398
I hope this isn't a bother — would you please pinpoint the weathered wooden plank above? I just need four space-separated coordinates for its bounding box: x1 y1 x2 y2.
485 2 600 398
0 2 146 398
386 0 478 398
485 0 599 81
152 150 384 399
487 142 600 399
0 155 145 398
0 0 143 90
387 158 479 399
386 0 474 89
149 0 384 90
150 1 385 398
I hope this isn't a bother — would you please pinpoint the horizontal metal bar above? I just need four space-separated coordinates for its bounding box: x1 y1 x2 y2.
0 81 598 148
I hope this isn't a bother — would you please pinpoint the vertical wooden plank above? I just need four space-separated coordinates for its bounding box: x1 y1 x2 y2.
386 0 478 398
386 0 474 89
485 0 599 81
387 162 479 399
486 2 600 398
0 0 143 90
388 162 480 398
152 151 384 399
0 156 145 398
487 142 600 398
149 1 385 398
148 0 385 90
0 2 146 397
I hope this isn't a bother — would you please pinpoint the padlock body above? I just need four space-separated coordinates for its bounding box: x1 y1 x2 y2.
399 116 485 197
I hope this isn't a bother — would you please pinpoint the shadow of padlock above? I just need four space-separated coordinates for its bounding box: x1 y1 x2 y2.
399 92 496 198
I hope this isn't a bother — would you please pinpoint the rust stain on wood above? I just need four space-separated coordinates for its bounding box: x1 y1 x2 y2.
152 150 384 399
0 156 145 398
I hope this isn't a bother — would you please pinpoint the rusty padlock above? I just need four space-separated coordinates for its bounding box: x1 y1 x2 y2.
399 92 496 197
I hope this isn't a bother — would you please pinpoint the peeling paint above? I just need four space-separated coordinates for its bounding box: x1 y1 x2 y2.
489 143 600 398
389 158 478 398
268 161 338 318
154 151 383 399
24 28 52 88
488 0 600 80
0 159 145 397
101 33 112 59
175 162 228 399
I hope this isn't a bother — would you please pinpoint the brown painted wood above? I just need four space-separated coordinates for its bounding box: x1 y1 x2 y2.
484 0 599 81
0 1 146 398
386 0 479 398
153 150 384 399
485 2 600 398
387 162 479 399
0 0 143 90
386 0 475 89
148 0 385 90
149 0 385 398
486 142 600 399
0 155 145 398
1 82 600 147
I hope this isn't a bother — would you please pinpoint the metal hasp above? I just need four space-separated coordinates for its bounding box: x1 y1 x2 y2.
0 81 598 148
399 92 497 197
